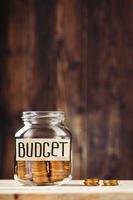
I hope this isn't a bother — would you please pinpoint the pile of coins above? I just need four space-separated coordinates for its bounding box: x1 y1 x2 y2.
84 178 119 186
50 161 70 182
84 178 99 186
32 161 49 185
17 161 26 179
15 161 71 185
103 180 118 186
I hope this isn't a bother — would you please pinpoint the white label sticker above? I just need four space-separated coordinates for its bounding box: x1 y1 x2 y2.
16 138 70 161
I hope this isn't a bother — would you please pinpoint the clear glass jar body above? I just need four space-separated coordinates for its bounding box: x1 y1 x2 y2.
14 111 72 185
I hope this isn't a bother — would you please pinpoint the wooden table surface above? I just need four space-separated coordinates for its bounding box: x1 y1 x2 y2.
0 180 133 200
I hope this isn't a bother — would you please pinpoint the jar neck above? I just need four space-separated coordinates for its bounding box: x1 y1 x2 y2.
22 111 64 126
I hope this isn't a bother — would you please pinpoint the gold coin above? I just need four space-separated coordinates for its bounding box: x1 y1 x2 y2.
17 162 26 178
103 180 119 186
84 178 99 186
17 164 25 167
33 176 49 185
32 162 48 174
17 172 26 178
32 172 47 176
50 161 64 168
50 176 64 182
32 161 47 167
32 167 47 171
17 161 25 166
51 169 66 173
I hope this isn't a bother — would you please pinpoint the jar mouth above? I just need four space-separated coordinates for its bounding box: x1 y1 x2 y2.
22 111 64 124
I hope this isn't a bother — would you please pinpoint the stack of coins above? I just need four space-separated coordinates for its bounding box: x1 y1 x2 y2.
32 161 49 185
17 161 26 179
103 180 118 186
63 161 71 177
50 161 67 182
16 161 71 184
84 178 99 186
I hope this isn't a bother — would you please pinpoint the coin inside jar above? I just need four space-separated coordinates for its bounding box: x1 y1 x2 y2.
84 178 99 186
17 161 26 178
14 111 72 185
103 180 119 186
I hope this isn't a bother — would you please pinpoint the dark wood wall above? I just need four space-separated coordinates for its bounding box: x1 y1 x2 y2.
0 0 133 179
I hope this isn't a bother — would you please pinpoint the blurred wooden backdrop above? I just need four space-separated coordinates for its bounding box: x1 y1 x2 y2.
0 0 133 179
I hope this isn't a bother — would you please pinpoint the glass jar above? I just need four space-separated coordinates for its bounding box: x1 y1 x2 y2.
14 111 72 185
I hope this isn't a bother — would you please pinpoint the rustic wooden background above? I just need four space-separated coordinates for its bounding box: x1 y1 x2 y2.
0 0 133 179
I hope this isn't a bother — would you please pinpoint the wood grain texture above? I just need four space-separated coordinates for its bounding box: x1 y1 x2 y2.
0 0 133 179
56 0 84 179
0 194 133 200
0 0 36 178
84 0 133 179
0 0 9 178
0 180 133 200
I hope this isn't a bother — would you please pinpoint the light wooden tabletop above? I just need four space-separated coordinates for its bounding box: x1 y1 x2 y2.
0 180 133 200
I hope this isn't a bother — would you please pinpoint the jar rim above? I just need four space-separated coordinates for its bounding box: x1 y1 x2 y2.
22 111 64 121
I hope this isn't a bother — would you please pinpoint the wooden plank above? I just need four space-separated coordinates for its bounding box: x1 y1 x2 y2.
56 0 84 178
84 0 121 178
1 194 133 200
84 0 133 179
0 0 59 178
1 0 36 178
114 0 133 179
0 180 133 200
32 0 58 110
0 0 9 178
